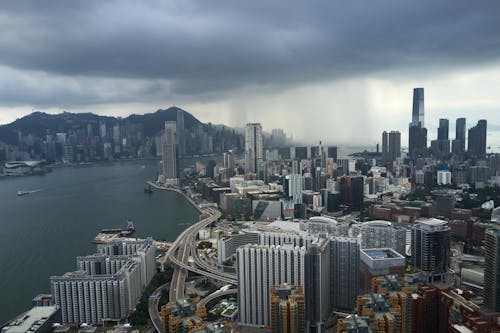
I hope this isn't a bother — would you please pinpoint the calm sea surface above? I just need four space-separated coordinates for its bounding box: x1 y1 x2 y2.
0 160 199 324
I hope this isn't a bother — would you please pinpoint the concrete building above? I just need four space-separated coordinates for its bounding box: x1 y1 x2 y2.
245 123 263 174
359 249 406 294
217 232 260 264
484 225 500 313
237 244 306 327
51 239 155 324
270 285 306 333
468 119 487 157
330 237 360 311
162 121 179 185
437 170 452 185
411 218 451 283
359 221 406 256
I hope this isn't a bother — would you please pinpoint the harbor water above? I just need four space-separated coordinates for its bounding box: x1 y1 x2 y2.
0 160 199 324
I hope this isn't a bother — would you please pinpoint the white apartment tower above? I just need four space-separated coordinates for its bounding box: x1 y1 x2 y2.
237 244 306 327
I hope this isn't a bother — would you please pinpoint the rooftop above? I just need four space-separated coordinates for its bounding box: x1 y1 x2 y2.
2 306 59 333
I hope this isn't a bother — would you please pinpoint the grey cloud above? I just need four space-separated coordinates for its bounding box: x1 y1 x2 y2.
0 0 499 98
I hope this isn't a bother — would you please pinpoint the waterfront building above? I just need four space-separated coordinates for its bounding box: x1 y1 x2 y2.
50 238 155 324
411 218 451 283
162 121 179 185
237 244 306 327
270 285 306 333
245 123 263 174
484 224 500 312
359 220 406 256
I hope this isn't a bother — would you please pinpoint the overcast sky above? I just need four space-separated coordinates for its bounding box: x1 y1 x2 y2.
1 1 500 149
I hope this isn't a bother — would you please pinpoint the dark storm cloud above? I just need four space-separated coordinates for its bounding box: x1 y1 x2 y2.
0 0 500 100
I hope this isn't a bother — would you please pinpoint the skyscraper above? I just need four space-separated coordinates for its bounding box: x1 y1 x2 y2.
237 244 306 327
245 123 263 173
484 225 500 312
389 131 401 162
305 240 331 332
162 121 179 185
438 118 449 140
329 237 360 311
381 131 389 163
412 88 425 127
468 119 487 157
452 118 466 155
176 109 186 157
409 88 427 159
411 218 451 283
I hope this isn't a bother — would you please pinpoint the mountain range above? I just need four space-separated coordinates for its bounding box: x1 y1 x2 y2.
0 107 203 145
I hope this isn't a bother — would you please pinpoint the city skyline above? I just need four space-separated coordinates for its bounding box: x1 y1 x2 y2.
0 2 499 147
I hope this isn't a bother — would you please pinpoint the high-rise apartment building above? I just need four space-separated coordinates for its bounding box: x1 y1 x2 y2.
329 237 360 311
484 225 500 312
270 285 306 333
162 121 179 185
51 239 155 324
411 218 451 283
245 123 263 173
237 244 306 327
468 119 487 157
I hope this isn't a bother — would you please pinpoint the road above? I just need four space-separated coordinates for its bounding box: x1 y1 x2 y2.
197 288 238 308
148 283 168 333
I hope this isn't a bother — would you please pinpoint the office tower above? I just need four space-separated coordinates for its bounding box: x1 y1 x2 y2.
411 218 451 283
381 131 389 163
237 244 306 327
271 128 287 148
162 121 179 185
245 123 263 173
484 225 500 312
176 109 185 157
389 131 401 162
338 176 364 211
270 285 306 333
452 118 466 155
51 239 155 324
438 119 449 140
330 237 360 311
409 88 427 159
294 146 308 160
327 146 338 160
359 221 406 256
408 125 427 159
305 240 331 333
468 119 487 157
412 88 425 127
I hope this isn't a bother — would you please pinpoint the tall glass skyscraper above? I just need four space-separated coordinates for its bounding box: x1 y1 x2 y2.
245 123 263 173
412 88 425 127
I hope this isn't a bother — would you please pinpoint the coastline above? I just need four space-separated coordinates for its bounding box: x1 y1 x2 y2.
146 181 202 214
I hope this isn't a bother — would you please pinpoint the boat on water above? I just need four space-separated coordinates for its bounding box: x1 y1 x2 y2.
144 184 153 194
101 218 136 236
17 189 30 196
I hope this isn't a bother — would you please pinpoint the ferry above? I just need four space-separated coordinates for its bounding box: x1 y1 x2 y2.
101 218 136 236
